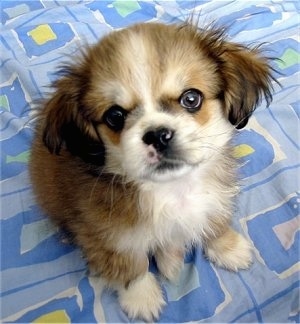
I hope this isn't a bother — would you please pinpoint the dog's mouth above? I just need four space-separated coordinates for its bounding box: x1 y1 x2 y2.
141 155 196 182
141 141 198 180
142 161 194 182
154 159 185 172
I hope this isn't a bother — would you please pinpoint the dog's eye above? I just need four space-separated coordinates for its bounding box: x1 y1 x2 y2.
179 89 203 113
103 105 128 131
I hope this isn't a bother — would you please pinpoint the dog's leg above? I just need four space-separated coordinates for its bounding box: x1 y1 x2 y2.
118 272 166 321
155 247 184 282
87 249 165 321
203 228 252 271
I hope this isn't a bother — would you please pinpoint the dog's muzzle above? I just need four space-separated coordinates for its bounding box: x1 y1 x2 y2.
142 127 186 173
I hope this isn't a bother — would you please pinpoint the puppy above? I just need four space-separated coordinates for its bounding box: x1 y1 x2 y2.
30 22 274 321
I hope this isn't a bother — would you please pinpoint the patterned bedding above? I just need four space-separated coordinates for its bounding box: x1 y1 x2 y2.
1 1 299 322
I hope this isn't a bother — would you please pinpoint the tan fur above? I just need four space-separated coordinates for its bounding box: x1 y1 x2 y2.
30 22 275 320
204 228 253 271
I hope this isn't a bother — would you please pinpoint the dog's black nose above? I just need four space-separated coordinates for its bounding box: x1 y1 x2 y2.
142 128 174 152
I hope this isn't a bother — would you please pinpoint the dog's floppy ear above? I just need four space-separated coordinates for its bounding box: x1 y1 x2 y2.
218 42 274 129
41 64 106 167
41 80 77 154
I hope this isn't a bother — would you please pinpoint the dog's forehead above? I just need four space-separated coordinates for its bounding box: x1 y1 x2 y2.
119 28 157 111
95 24 219 111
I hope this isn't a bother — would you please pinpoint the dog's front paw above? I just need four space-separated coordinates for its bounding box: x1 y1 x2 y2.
118 272 166 321
155 248 184 282
204 228 252 271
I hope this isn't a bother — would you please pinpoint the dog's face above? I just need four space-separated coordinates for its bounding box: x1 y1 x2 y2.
41 23 273 182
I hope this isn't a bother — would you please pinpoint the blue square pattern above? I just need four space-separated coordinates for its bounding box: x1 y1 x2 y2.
1 1 44 24
86 1 157 28
16 23 75 58
247 192 299 276
159 250 226 322
0 77 29 116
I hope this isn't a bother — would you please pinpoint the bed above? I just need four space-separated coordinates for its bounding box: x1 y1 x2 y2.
1 1 299 322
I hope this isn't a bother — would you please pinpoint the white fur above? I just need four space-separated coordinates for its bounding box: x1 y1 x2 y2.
121 31 156 112
118 272 166 321
114 157 237 257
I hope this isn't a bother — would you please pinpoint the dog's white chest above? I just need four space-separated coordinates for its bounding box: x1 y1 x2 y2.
148 176 210 238
116 168 218 254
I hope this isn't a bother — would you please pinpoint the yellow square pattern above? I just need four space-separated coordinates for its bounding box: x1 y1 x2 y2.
27 24 57 45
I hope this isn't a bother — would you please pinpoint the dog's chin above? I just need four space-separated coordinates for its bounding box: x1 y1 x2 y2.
139 160 195 183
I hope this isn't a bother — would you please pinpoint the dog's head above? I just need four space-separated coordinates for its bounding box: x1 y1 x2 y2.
41 22 274 182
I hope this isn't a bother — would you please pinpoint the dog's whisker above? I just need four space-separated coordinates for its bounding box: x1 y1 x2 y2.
88 170 103 206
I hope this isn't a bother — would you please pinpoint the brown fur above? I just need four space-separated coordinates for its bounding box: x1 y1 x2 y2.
30 141 146 283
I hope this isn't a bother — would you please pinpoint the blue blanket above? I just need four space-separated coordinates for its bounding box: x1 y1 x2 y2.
1 1 299 322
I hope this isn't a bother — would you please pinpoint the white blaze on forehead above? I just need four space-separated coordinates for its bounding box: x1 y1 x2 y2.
121 30 156 112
